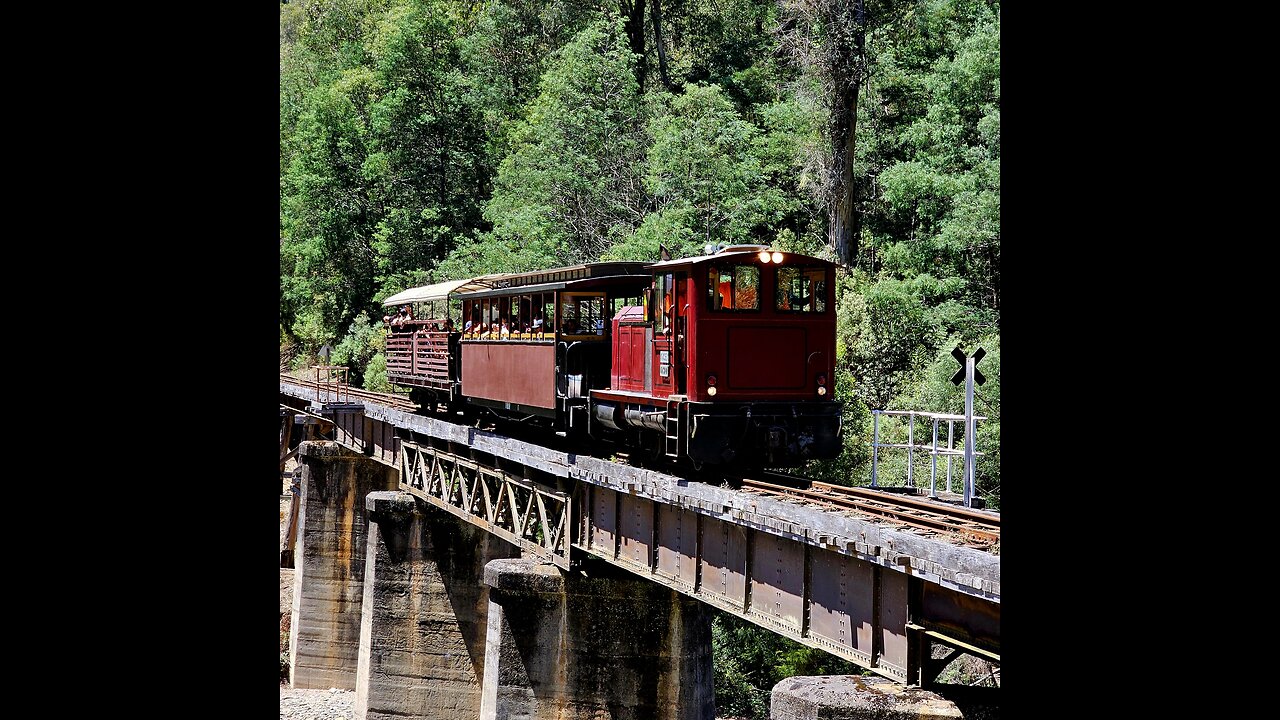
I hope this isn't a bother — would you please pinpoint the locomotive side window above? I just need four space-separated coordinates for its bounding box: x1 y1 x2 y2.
707 265 760 312
655 273 674 333
775 266 828 313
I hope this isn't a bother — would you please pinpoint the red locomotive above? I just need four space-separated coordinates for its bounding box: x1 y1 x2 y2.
382 245 842 467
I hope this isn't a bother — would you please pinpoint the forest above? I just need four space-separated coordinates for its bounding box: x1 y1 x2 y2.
281 0 998 709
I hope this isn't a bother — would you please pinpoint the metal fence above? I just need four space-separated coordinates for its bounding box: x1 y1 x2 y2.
871 409 986 506
311 365 350 405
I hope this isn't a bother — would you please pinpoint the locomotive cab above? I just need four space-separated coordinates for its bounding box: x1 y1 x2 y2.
591 245 842 467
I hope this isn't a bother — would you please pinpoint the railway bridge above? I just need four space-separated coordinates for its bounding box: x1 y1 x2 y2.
280 374 1000 720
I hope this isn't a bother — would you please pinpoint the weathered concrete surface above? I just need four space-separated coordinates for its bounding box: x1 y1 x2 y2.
770 675 963 720
290 442 398 690
281 569 294 616
480 557 714 720
353 492 520 720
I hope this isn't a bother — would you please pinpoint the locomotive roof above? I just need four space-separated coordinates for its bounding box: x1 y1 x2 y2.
650 245 833 270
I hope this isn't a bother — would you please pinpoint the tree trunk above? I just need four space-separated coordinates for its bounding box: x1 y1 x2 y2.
828 78 860 266
651 0 674 91
621 1 647 89
827 0 867 267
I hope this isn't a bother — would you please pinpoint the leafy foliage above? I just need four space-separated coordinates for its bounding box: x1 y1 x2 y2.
331 311 385 387
470 17 647 271
712 612 864 719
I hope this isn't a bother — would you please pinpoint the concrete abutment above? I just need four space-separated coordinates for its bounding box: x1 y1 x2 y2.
480 556 715 720
289 441 397 690
353 491 521 720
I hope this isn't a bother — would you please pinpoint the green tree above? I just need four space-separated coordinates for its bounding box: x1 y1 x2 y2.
611 83 780 260
449 17 646 275
281 67 379 348
712 612 863 720
363 0 492 294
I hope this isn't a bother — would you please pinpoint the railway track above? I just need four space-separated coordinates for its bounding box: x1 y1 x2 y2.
280 373 419 413
738 473 999 551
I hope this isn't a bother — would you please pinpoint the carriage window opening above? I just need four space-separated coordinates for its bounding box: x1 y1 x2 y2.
560 297 577 334
560 295 605 335
775 267 828 313
517 295 532 333
707 265 760 312
484 298 496 335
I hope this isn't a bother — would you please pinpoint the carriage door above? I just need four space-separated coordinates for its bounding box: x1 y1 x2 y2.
652 272 686 397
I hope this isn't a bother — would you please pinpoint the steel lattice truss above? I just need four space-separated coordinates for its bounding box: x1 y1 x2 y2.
399 440 571 568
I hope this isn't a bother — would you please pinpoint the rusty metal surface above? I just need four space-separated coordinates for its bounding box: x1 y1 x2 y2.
618 492 655 570
808 547 875 664
572 482 984 685
877 568 910 681
655 504 698 591
585 484 618 559
920 582 1000 654
697 516 749 609
748 533 805 633
399 441 570 569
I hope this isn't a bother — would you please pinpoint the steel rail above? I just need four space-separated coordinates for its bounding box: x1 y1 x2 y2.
739 477 999 546
280 373 419 412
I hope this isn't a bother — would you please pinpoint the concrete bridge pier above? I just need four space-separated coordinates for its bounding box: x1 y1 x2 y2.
353 492 520 720
480 557 715 720
289 441 397 689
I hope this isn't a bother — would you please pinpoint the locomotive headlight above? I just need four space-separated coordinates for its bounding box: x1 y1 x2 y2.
707 386 718 396
771 251 783 263
706 374 718 396
758 250 771 263
817 386 827 396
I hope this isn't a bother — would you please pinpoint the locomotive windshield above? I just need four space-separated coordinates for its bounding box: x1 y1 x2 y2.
775 266 828 313
707 265 760 312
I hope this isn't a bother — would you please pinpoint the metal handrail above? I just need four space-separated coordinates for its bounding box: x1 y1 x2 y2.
871 409 986 506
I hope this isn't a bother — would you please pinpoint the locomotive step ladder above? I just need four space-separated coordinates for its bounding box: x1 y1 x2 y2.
664 396 686 458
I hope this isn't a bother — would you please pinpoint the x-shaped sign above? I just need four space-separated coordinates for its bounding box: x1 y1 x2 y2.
950 346 986 386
